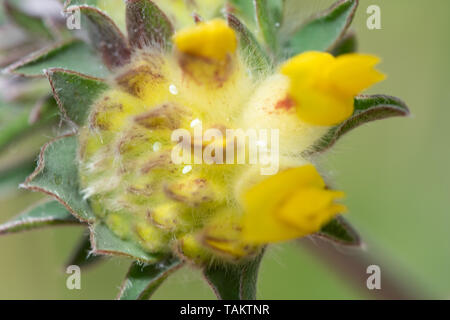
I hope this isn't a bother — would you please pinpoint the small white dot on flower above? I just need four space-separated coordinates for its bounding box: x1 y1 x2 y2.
256 140 267 147
182 165 192 174
152 142 162 152
190 119 201 128
169 84 178 95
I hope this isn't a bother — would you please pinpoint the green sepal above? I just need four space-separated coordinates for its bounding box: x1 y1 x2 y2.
65 0 127 32
65 232 103 268
267 0 283 26
0 200 79 235
254 0 278 53
46 68 109 127
77 5 131 69
90 222 164 263
226 13 273 77
282 0 358 57
117 256 183 300
21 134 96 222
203 251 264 300
305 94 410 155
227 0 257 26
315 215 361 246
331 31 357 56
3 40 111 78
125 0 174 50
3 0 54 39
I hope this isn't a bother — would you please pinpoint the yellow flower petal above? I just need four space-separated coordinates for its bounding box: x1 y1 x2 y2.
178 234 212 263
326 54 386 96
280 51 385 126
173 19 237 61
280 51 335 82
292 86 354 127
202 209 260 259
241 165 346 244
276 188 346 234
204 238 249 258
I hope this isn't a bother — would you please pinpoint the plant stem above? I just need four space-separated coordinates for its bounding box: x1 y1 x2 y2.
298 237 428 300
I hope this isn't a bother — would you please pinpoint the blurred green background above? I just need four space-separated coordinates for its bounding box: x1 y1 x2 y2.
0 0 449 299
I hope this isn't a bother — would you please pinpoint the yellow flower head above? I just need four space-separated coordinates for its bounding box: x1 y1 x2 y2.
281 51 386 126
78 17 376 264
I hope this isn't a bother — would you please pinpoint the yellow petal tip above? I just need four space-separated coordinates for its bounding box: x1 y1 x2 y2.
173 19 237 61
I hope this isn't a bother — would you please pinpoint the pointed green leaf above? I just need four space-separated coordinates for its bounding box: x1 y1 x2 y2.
282 0 358 57
77 5 131 69
227 0 255 23
90 223 163 263
66 232 103 268
4 40 111 78
315 215 361 246
353 94 410 114
65 0 127 32
0 96 58 151
46 68 108 126
4 0 54 39
203 251 264 300
0 200 79 235
305 94 410 155
125 0 174 49
227 13 272 77
21 134 96 222
29 95 59 124
267 0 283 25
331 31 357 56
227 0 256 25
117 256 183 300
254 0 277 52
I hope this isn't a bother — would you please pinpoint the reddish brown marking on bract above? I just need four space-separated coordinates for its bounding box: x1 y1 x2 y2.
177 52 233 87
141 153 170 174
115 64 163 97
275 96 296 111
